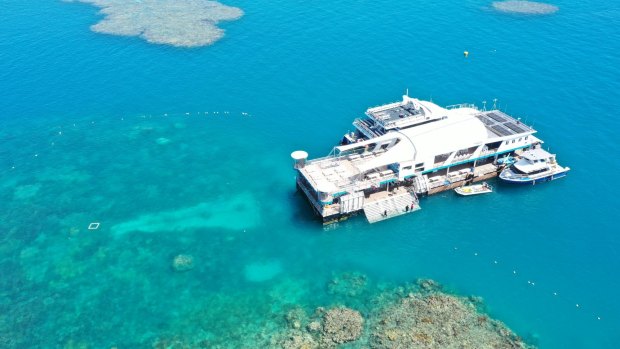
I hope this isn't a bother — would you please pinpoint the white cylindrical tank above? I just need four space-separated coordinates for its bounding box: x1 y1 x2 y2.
291 150 308 169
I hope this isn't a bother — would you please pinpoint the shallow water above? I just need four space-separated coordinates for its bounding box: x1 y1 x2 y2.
1 0 620 347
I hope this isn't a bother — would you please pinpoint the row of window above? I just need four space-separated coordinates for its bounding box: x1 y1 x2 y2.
505 135 529 145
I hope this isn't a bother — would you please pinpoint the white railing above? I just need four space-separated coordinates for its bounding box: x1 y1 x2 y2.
446 103 477 110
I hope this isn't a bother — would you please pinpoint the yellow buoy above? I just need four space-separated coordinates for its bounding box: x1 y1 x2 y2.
464 51 469 58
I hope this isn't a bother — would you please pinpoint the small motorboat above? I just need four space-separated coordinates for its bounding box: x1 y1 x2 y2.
496 155 516 166
454 182 493 196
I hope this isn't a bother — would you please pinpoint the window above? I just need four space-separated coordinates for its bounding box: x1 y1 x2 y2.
505 141 509 145
525 136 529 140
512 140 515 144
518 138 522 141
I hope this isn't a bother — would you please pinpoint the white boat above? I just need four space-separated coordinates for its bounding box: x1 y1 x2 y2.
499 148 570 185
454 182 493 196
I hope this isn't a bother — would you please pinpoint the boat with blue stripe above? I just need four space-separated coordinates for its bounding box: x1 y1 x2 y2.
499 148 570 185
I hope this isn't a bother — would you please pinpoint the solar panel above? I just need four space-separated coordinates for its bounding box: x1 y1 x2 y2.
487 112 506 123
479 115 495 126
491 125 511 136
504 122 528 134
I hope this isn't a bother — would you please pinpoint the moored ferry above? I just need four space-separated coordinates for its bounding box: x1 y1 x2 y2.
499 148 570 185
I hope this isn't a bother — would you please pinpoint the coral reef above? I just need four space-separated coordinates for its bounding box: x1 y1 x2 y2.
319 307 364 347
272 330 318 349
492 1 559 15
367 286 534 349
0 114 539 349
172 254 195 271
266 278 535 349
327 271 368 297
65 0 243 47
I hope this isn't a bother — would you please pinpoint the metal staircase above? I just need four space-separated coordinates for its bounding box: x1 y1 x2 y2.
413 175 429 195
363 190 420 223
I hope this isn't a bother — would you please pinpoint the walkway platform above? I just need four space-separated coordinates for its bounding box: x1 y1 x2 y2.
363 188 420 223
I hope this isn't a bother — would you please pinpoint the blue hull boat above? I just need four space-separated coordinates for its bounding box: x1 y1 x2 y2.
499 148 570 185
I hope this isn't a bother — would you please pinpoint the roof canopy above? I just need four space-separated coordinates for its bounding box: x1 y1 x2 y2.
352 107 488 173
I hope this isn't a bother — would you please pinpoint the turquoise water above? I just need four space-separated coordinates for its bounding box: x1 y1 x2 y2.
2 0 620 347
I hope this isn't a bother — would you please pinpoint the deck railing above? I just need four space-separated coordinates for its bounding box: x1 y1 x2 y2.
353 118 384 137
446 103 477 110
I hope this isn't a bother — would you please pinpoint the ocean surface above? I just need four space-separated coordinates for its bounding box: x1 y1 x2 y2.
1 0 620 347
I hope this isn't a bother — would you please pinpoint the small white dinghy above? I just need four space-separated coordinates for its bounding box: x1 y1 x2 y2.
454 182 493 196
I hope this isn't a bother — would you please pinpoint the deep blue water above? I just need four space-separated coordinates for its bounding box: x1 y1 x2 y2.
1 0 620 347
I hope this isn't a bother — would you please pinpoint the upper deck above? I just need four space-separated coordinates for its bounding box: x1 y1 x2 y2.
299 149 397 196
365 96 444 131
475 110 534 137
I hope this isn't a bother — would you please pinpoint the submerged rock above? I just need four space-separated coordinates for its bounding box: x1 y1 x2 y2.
172 254 194 271
320 307 364 347
492 1 559 15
